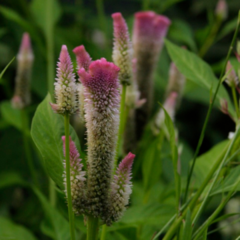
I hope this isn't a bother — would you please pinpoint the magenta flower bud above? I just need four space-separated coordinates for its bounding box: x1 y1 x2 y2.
133 11 171 140
112 12 133 85
105 152 135 225
50 45 78 115
73 45 92 71
215 0 228 20
62 136 87 215
225 61 239 88
78 58 120 218
11 32 34 109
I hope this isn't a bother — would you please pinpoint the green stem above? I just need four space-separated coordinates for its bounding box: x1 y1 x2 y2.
64 114 76 240
232 86 239 118
100 224 107 240
49 177 56 206
46 0 54 98
198 17 222 58
21 109 38 185
192 126 240 225
142 0 150 10
184 11 240 203
114 84 127 171
96 0 107 48
193 177 240 240
87 215 99 240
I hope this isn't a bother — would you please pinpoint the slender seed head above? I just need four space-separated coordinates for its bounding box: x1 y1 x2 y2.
133 11 171 140
105 152 135 225
78 58 120 218
112 12 133 85
225 61 239 88
62 136 87 215
11 32 34 109
50 45 78 115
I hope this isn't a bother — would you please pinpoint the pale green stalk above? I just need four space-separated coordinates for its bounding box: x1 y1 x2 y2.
100 224 107 240
49 178 56 206
64 114 75 240
87 215 99 240
193 177 240 240
21 109 38 186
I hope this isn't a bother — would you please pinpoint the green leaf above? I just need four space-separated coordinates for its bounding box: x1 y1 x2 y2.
217 17 238 41
30 0 61 36
0 172 27 189
0 101 24 132
142 137 162 191
165 40 234 116
168 19 197 52
0 217 37 240
181 209 192 240
0 56 15 80
32 187 71 240
193 140 229 186
31 94 81 189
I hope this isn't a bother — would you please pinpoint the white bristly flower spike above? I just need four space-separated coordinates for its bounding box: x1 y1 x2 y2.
50 45 78 115
62 136 87 215
106 152 135 225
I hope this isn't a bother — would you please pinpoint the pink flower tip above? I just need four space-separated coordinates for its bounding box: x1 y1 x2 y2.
59 45 69 62
19 32 32 53
119 152 135 172
73 45 91 71
111 12 122 20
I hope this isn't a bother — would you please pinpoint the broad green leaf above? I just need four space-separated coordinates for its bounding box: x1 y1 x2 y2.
31 94 81 189
165 40 234 116
168 19 197 52
142 137 162 191
33 187 71 240
0 217 37 240
0 101 24 132
193 140 229 186
30 0 61 36
181 209 192 240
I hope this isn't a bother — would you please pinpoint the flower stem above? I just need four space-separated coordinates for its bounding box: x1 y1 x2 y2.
100 224 107 240
21 109 38 185
114 84 127 171
87 215 99 240
184 11 240 203
232 86 239 118
64 114 75 240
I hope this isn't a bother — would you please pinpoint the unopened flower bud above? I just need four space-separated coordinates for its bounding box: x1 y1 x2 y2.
215 0 228 20
11 33 34 109
62 136 87 215
225 61 239 88
105 152 135 225
133 11 171 140
73 46 92 119
153 92 178 135
78 58 120 218
112 12 133 85
50 45 78 115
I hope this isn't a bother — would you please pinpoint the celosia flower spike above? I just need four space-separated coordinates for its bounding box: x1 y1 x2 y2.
50 45 78 115
133 11 171 140
106 152 135 225
62 136 87 215
78 58 120 219
73 45 92 71
215 0 228 20
112 12 132 85
11 32 34 109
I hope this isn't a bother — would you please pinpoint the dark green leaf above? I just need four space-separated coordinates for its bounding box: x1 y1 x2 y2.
31 94 81 189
